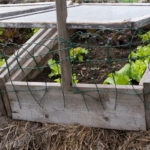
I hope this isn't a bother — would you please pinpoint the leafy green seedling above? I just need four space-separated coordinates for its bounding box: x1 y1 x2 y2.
129 45 150 61
48 59 61 78
0 28 3 36
54 74 78 83
32 28 40 34
48 59 78 83
139 31 150 43
70 47 88 62
0 57 5 67
103 64 131 85
130 60 148 82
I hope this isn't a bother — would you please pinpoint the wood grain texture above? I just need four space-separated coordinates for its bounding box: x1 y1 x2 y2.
0 29 48 117
139 64 150 85
1 3 150 29
0 28 45 79
0 4 55 19
143 70 150 129
56 0 72 90
0 28 56 117
2 28 56 82
10 31 57 81
6 81 146 130
0 78 11 117
0 93 6 116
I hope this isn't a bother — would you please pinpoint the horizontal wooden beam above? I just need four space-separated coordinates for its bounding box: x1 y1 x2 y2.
6 81 145 130
1 3 150 29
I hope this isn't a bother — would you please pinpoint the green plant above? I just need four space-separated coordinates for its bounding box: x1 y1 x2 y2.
130 59 148 82
48 59 61 78
0 57 5 67
0 28 40 44
129 45 150 61
0 28 3 36
103 64 131 85
0 28 4 43
32 28 40 34
139 31 150 43
48 59 78 83
70 47 88 62
104 31 150 85
48 47 88 83
54 74 78 83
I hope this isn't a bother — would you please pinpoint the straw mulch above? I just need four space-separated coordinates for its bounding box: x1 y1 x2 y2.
0 117 150 150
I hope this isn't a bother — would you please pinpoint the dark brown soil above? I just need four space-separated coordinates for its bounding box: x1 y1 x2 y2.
29 29 141 84
30 47 130 84
0 28 35 59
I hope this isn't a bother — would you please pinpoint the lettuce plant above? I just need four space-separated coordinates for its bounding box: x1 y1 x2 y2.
48 47 88 83
130 45 150 61
54 74 78 83
139 31 150 43
70 47 88 62
0 57 5 67
104 31 150 85
130 60 148 82
48 59 78 83
48 59 61 78
103 64 131 85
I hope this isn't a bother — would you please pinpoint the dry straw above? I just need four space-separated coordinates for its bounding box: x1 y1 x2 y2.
0 118 150 150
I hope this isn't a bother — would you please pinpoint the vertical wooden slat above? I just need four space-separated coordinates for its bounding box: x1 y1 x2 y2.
0 78 11 117
144 82 150 130
143 70 150 130
0 94 6 116
56 0 72 90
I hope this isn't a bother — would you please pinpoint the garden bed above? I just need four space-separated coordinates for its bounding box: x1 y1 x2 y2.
0 28 40 116
31 47 129 84
4 29 150 131
0 28 57 116
30 29 142 84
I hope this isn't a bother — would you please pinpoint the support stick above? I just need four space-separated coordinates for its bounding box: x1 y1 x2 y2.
56 0 72 90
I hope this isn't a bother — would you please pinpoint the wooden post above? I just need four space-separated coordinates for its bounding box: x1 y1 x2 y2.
0 94 6 116
0 78 11 117
56 0 72 90
143 71 150 130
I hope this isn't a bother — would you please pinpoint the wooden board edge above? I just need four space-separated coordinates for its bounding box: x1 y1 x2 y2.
5 81 146 131
1 28 56 81
0 93 6 116
143 68 150 130
6 81 143 90
144 82 150 130
0 28 45 74
9 31 57 81
140 64 150 85
0 78 12 117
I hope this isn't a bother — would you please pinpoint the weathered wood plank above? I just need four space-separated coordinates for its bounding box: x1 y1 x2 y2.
56 0 72 90
1 4 150 29
0 28 56 117
0 93 6 116
0 29 45 117
143 71 150 129
10 32 57 81
139 64 150 85
1 28 56 81
0 78 11 117
0 3 55 19
6 82 146 130
0 28 45 75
